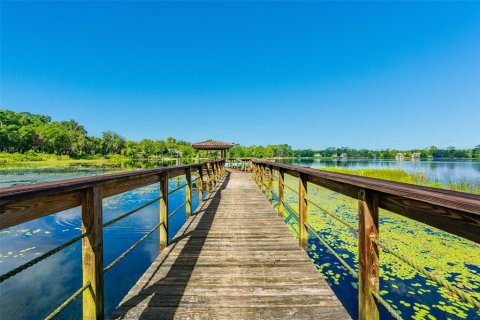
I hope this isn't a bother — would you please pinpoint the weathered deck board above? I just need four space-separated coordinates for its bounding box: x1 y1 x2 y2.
112 170 350 319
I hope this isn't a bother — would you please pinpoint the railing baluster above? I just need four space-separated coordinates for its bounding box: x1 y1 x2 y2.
278 168 285 218
198 166 204 203
358 189 380 320
185 167 192 217
263 165 268 193
268 166 273 204
206 163 211 192
299 173 308 249
160 173 168 250
81 185 104 320
212 163 217 187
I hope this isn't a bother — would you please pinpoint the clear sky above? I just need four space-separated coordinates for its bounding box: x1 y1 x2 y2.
1 1 479 149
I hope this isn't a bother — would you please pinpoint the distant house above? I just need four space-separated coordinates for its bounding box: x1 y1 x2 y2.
313 153 322 158
331 153 338 160
395 153 406 161
411 152 421 160
340 153 348 160
372 154 378 160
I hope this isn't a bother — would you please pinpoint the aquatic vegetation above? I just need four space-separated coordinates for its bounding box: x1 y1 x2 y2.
274 174 480 319
320 167 480 195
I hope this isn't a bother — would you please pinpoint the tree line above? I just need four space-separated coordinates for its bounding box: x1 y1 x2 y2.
1 109 478 159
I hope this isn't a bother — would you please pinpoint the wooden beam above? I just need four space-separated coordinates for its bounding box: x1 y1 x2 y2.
81 186 104 320
278 168 285 218
198 166 204 203
253 160 480 243
299 173 308 250
185 168 192 217
160 173 168 250
358 189 379 320
268 166 273 204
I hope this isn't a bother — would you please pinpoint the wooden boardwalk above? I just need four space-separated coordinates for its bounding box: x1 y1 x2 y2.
112 170 349 319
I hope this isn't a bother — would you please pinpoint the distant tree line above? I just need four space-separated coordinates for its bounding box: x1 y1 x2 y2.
228 144 480 159
1 109 478 159
0 110 196 158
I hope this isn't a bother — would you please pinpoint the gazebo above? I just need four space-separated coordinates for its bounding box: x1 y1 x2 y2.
191 139 234 159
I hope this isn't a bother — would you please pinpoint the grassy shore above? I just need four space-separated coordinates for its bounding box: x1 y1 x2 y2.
320 167 480 194
0 152 184 168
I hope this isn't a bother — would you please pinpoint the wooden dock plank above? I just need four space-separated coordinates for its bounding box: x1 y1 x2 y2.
111 170 350 319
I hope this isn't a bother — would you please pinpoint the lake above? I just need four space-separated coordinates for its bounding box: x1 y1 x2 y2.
0 160 479 319
279 158 480 183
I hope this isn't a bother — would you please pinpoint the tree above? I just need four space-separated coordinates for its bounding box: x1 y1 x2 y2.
101 131 126 155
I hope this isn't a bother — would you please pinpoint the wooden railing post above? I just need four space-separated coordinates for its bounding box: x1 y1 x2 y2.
212 163 218 186
206 164 211 192
299 173 308 249
198 166 204 203
82 185 104 320
185 167 192 217
278 168 285 218
160 173 168 250
261 165 266 193
268 166 273 204
358 189 380 320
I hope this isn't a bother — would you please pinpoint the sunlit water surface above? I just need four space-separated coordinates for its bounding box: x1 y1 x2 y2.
1 160 479 319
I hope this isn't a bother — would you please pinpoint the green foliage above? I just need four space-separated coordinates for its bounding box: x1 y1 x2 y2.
0 109 196 159
1 109 478 160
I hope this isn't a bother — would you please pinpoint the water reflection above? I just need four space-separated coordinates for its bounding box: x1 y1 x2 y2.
0 170 201 319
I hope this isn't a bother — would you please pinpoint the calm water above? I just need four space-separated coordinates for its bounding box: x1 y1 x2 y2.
0 160 479 319
279 158 480 183
0 163 201 319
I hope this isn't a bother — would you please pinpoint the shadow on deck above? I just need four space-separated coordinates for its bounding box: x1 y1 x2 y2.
111 171 349 320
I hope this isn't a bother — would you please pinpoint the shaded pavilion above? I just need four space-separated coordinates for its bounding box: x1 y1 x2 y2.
192 139 234 159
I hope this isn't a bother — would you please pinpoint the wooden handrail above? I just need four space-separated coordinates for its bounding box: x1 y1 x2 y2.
0 159 225 319
0 160 224 230
252 159 480 243
251 160 480 320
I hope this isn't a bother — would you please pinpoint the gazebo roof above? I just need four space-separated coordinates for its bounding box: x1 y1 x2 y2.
191 139 234 150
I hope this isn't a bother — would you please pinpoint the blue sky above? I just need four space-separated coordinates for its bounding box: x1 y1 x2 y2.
1 1 479 149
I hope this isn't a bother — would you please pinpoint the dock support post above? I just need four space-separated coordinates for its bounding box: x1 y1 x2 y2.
185 167 192 217
298 173 308 250
82 185 104 320
358 189 379 320
160 173 169 250
278 168 285 218
198 166 204 203
261 165 266 193
213 163 218 186
206 163 212 192
268 166 273 204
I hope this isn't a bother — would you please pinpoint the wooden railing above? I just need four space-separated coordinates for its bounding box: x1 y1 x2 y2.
0 160 226 319
250 159 480 320
225 158 252 172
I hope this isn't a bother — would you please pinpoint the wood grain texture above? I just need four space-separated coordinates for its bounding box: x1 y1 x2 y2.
160 173 168 251
299 173 308 250
358 189 379 320
185 168 191 217
112 170 349 320
278 168 285 218
0 161 223 230
0 190 82 229
82 186 104 319
253 160 480 243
